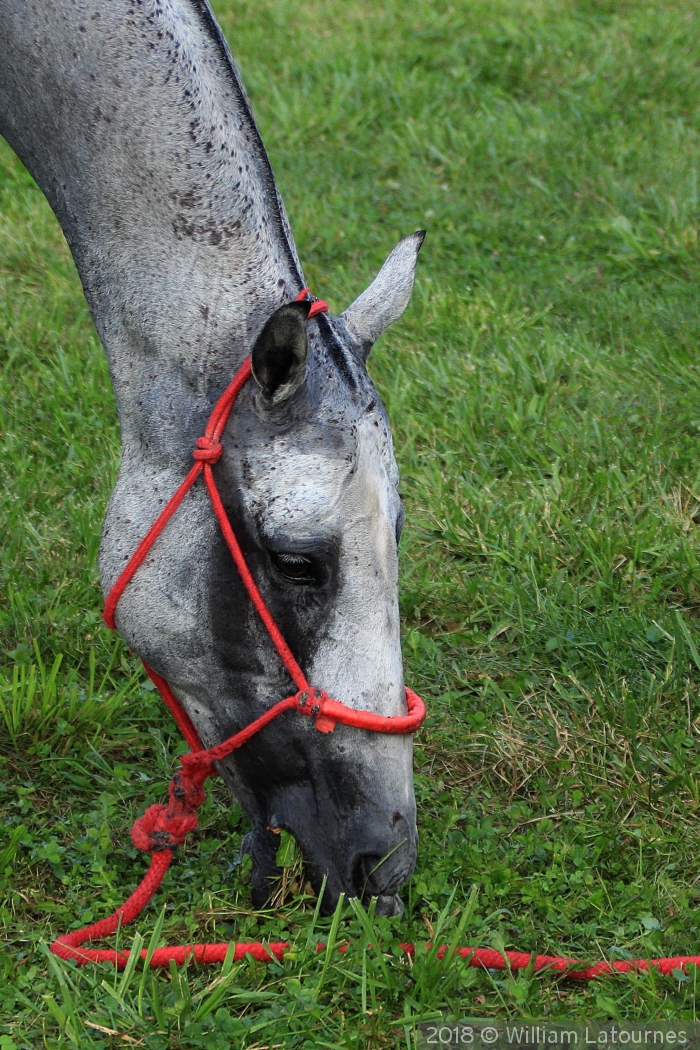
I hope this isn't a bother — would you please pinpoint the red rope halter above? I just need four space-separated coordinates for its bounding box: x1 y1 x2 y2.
50 290 700 980
51 289 424 968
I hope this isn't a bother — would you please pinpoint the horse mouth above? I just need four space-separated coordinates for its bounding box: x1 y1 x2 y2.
352 848 412 909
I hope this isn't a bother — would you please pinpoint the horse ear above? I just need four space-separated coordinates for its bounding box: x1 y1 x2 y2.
342 231 425 358
251 300 312 403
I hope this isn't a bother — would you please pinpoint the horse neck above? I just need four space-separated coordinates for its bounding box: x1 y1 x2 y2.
0 0 303 458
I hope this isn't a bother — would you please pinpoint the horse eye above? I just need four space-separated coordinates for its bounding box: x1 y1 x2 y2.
270 552 318 584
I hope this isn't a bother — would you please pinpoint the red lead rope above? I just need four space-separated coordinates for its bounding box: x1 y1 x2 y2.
50 291 700 980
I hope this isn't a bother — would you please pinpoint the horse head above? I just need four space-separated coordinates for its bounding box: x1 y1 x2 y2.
107 233 424 913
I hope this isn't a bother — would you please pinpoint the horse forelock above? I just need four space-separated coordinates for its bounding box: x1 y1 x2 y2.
304 314 392 433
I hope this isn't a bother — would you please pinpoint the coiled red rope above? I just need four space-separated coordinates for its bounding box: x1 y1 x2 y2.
50 290 700 980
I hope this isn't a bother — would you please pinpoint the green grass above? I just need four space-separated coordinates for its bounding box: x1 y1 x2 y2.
3 0 700 1044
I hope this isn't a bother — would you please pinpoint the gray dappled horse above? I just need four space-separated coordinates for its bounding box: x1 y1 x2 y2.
0 0 424 915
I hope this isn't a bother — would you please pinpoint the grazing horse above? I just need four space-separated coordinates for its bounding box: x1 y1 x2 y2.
0 0 424 914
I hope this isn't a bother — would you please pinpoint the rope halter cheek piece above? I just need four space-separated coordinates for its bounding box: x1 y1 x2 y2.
50 290 699 980
50 289 426 968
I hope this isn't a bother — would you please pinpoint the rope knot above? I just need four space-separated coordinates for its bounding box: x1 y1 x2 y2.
130 767 212 852
192 436 223 464
295 688 335 733
131 801 199 852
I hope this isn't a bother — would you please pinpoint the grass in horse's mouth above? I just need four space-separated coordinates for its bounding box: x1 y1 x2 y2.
3 0 700 1042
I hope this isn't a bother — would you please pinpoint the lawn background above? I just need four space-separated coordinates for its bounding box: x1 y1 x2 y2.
3 0 700 1045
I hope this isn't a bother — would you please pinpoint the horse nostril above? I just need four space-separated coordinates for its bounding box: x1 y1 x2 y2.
392 811 402 827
